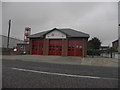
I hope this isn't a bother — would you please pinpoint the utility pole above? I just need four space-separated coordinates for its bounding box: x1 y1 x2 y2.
118 24 120 54
7 20 11 49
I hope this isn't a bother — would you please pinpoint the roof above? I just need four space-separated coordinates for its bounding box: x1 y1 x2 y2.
112 39 118 43
17 42 29 45
0 35 23 48
28 28 89 38
100 46 109 48
0 35 23 41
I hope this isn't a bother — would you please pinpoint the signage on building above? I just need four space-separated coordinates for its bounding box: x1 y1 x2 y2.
46 30 66 39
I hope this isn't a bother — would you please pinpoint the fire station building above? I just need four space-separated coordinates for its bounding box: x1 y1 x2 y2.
28 28 89 57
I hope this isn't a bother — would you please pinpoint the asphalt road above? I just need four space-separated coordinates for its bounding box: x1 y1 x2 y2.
2 59 119 88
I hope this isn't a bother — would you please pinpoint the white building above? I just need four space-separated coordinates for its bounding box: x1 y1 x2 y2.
0 35 23 48
118 2 120 59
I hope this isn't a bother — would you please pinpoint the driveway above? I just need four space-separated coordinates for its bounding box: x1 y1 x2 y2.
2 55 119 67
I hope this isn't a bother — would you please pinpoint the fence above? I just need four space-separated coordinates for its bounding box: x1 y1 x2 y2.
2 48 12 55
101 52 119 59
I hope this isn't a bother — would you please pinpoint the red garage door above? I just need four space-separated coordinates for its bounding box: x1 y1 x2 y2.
32 40 43 55
68 40 83 56
49 40 62 56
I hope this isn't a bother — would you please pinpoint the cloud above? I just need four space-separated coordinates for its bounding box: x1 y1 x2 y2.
2 2 118 46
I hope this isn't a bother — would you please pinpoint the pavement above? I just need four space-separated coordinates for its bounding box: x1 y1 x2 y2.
2 59 118 88
2 55 119 67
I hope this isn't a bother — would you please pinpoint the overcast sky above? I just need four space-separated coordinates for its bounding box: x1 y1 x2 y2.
2 2 118 46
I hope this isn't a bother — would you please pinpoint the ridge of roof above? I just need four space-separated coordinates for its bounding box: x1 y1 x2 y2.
59 28 89 36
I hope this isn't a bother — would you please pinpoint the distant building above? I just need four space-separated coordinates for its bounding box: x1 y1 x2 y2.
0 35 23 54
118 2 120 53
112 39 118 51
118 24 120 53
0 35 23 48
16 43 29 54
118 37 120 59
15 27 31 55
100 46 109 53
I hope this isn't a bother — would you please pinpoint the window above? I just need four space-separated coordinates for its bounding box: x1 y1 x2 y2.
72 46 74 48
68 49 71 51
79 46 82 48
76 45 79 48
56 48 58 50
68 46 71 48
20 45 25 51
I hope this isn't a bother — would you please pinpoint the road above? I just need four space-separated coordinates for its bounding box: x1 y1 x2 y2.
2 59 118 88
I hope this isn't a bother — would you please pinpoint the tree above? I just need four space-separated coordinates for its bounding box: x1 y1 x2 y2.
88 37 101 49
87 37 101 57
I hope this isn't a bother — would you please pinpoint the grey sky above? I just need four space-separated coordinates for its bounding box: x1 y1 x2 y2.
2 2 118 46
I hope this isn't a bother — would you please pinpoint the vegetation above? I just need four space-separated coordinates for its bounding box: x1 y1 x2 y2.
107 47 118 53
107 47 118 58
87 37 101 57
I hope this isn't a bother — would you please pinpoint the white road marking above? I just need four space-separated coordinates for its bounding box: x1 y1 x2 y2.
11 68 118 80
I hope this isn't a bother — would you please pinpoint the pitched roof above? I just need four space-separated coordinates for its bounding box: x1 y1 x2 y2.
112 39 118 43
28 28 89 38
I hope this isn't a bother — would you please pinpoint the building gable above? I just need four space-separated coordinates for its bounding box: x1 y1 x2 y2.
45 30 66 39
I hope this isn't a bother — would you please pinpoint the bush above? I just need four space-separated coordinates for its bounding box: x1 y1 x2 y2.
87 49 101 56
